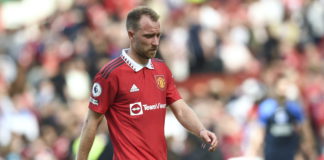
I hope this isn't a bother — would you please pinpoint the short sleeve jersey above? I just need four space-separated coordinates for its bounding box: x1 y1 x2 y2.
258 99 304 160
88 49 181 160
258 98 305 127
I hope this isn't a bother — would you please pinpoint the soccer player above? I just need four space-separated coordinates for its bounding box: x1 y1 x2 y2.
257 76 315 160
76 6 218 160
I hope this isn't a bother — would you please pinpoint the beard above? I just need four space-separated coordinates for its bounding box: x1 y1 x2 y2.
146 49 157 58
134 44 157 59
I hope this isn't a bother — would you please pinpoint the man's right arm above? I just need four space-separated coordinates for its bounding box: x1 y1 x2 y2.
76 109 104 160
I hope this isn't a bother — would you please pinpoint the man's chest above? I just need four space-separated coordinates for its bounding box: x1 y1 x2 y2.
112 69 168 116
117 69 166 99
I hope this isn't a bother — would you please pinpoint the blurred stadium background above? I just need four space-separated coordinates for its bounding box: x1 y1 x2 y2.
0 0 324 159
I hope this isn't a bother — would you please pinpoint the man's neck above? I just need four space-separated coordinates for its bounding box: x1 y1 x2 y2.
127 48 149 66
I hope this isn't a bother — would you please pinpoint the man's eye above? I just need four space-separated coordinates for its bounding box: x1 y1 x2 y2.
145 35 154 38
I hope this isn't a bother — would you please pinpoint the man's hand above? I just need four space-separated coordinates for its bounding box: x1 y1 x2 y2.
199 129 218 152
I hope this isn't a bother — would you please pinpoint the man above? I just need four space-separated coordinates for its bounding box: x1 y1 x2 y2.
76 6 218 160
257 76 315 160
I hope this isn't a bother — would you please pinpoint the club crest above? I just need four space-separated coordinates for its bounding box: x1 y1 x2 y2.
155 75 166 90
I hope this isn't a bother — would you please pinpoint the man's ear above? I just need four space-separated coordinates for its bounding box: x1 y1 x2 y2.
128 30 135 40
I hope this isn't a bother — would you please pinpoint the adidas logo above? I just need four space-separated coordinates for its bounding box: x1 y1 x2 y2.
130 84 139 92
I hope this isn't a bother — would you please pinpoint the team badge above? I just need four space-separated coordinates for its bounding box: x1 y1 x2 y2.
130 102 143 116
155 75 166 90
92 82 102 97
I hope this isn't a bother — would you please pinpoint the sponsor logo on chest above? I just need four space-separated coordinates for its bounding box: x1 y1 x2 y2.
130 102 143 116
129 102 166 116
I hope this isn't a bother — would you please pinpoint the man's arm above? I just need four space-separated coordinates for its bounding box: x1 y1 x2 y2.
299 119 317 159
76 109 104 160
169 99 218 151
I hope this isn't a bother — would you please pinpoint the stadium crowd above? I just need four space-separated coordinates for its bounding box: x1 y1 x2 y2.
0 0 324 159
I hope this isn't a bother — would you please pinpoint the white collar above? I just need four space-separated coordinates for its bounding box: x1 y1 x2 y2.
121 49 154 72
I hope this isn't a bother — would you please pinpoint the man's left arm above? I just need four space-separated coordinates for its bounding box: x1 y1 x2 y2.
289 101 317 159
169 99 218 152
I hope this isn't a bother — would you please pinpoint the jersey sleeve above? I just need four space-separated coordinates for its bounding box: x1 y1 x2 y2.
88 73 117 114
258 98 277 127
165 65 181 105
286 101 305 123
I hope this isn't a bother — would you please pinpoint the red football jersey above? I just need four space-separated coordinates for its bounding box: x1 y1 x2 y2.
88 49 181 160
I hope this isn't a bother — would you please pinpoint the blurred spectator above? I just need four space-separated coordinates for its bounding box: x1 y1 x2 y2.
255 74 316 160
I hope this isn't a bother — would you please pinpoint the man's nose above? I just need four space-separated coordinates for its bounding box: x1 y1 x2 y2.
152 36 159 46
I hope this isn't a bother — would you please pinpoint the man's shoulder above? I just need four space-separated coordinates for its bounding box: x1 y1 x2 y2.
259 98 277 116
152 58 165 63
97 56 125 79
152 58 167 68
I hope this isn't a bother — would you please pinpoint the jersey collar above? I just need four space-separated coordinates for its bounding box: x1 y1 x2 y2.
121 48 154 72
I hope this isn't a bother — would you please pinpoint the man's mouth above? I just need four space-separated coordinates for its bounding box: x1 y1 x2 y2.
150 47 158 51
